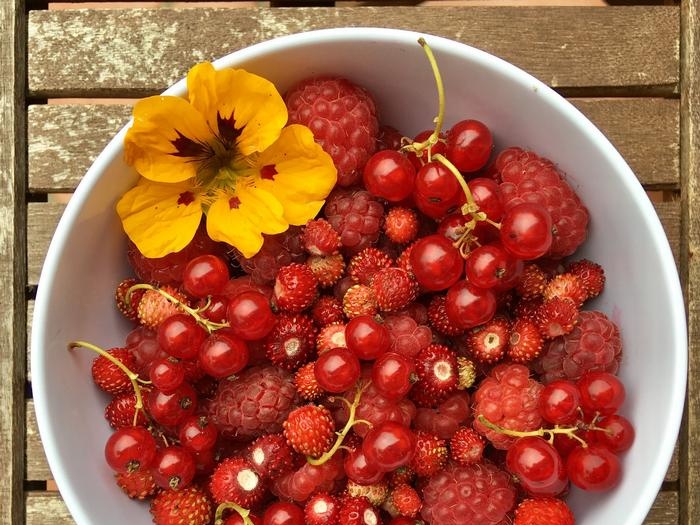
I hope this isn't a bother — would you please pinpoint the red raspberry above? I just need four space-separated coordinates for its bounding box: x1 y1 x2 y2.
324 188 384 254
466 316 510 364
384 314 432 358
472 363 544 450
370 267 418 312
115 469 157 500
536 297 579 339
450 427 485 466
294 362 323 401
91 347 135 395
235 227 306 285
312 295 345 326
348 247 393 285
104 391 148 429
150 485 212 525
420 462 516 525
567 258 605 299
137 285 186 329
410 430 448 477
390 484 422 518
265 313 317 371
507 318 544 363
338 496 382 525
305 493 341 525
516 263 548 299
272 452 345 502
308 253 346 288
497 148 589 258
384 207 419 244
304 218 342 256
317 322 347 353
414 391 471 440
245 433 295 480
343 284 378 318
412 344 459 407
115 278 144 322
209 456 266 507
283 405 336 457
286 76 379 187
428 295 464 336
544 273 587 306
208 366 298 440
534 310 622 383
514 497 575 525
274 263 318 312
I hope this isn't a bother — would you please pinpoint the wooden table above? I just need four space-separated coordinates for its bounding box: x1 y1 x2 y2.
1 1 697 523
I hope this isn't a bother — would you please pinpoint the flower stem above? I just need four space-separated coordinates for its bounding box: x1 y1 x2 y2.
127 283 229 333
68 340 147 426
214 502 254 525
307 382 370 466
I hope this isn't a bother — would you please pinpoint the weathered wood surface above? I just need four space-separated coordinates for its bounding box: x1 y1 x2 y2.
0 2 27 525
680 0 699 523
27 6 679 98
27 98 680 194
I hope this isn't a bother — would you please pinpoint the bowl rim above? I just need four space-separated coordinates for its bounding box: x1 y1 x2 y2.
31 26 687 525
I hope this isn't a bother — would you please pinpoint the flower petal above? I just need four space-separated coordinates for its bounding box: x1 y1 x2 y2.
206 183 288 258
255 124 337 225
125 96 214 183
187 62 287 156
116 178 203 258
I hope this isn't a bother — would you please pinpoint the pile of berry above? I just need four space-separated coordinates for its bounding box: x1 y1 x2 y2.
80 70 634 525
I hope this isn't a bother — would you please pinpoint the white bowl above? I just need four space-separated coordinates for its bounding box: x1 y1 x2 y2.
32 28 687 525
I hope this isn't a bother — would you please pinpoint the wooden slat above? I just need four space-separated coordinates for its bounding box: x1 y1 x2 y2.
0 2 28 525
27 6 679 98
27 98 680 193
680 0 699 523
26 401 50 481
645 492 681 525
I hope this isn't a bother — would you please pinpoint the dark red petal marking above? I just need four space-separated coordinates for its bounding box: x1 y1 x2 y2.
171 130 210 158
177 191 195 206
260 164 278 180
229 196 241 209
217 112 242 147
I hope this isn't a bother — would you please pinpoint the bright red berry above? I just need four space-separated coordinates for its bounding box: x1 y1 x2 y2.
283 405 336 458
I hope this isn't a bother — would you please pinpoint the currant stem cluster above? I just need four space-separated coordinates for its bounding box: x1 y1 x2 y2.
214 501 255 525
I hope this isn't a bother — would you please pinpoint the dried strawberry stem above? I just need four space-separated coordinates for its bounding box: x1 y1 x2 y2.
68 340 147 426
126 283 229 333
214 501 254 525
476 414 588 447
307 382 370 466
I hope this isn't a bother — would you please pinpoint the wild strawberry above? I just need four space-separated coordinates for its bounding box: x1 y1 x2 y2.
507 318 544 363
283 405 336 458
516 263 548 299
303 218 342 256
305 492 341 525
274 263 318 312
371 267 418 312
347 480 389 506
388 466 416 487
115 469 157 500
104 391 148 428
427 295 464 336
209 456 266 507
466 317 510 364
450 427 485 466
457 356 477 390
348 247 393 285
412 344 458 407
384 207 419 244
150 485 212 525
390 484 422 518
514 497 575 525
536 297 579 339
515 297 543 323
246 433 296 480
396 242 416 276
410 430 448 477
265 313 317 371
308 253 346 288
338 496 382 525
137 285 186 329
312 295 345 326
544 273 587 306
567 258 605 299
115 278 144 322
91 347 136 395
294 362 323 401
343 284 378 318
317 322 347 353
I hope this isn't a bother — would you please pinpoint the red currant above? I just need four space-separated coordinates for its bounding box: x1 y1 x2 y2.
468 177 503 221
178 415 218 453
464 243 521 290
538 380 582 425
363 150 416 202
413 161 462 219
345 315 391 360
594 414 635 453
362 421 416 472
226 290 276 341
149 357 186 394
372 352 415 400
263 501 304 525
446 119 493 172
198 332 250 379
505 436 568 497
147 382 198 427
406 129 447 169
445 280 497 329
438 213 469 242
104 426 157 473
314 347 361 393
577 372 625 416
157 313 207 360
500 202 553 260
150 445 196 490
198 294 228 323
182 254 230 298
409 234 464 291
567 445 621 491
344 447 384 485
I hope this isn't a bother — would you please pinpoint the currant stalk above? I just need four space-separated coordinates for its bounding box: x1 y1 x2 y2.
214 501 254 525
476 414 588 447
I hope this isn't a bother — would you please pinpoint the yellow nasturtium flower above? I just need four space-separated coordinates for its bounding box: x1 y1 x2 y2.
117 62 337 258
